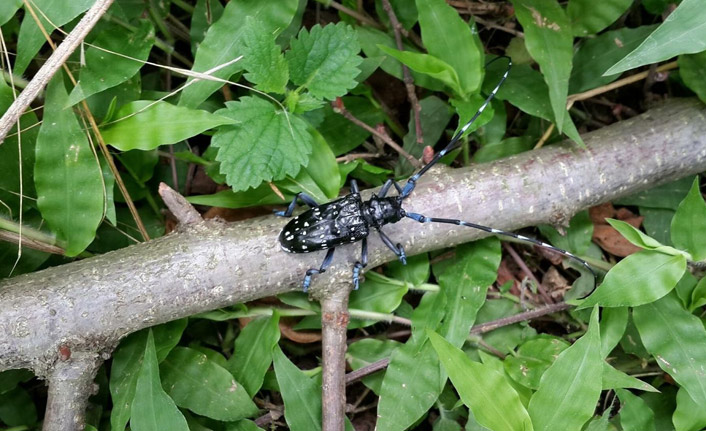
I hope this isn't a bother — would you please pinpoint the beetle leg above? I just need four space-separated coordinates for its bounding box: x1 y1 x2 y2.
378 229 407 265
302 247 335 292
379 179 404 198
352 238 368 290
274 192 319 217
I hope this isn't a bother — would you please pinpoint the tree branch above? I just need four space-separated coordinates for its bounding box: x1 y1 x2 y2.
0 99 704 417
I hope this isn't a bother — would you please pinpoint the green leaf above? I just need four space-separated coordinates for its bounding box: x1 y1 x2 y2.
35 75 103 256
600 306 628 358
568 0 633 36
347 272 408 328
376 342 445 431
605 0 706 75
240 16 288 94
67 21 155 106
679 50 706 104
576 250 686 308
673 386 706 431
286 23 362 100
272 346 322 431
346 339 401 394
429 331 534 431
539 210 594 255
14 0 94 75
227 313 281 397
570 25 658 93
512 0 573 131
601 362 658 392
316 96 384 156
179 0 298 108
615 389 656 431
473 136 533 163
212 97 312 191
606 219 687 257
671 177 706 260
303 129 340 199
130 330 188 431
633 292 706 408
187 185 290 209
377 46 463 96
437 238 500 346
160 347 258 421
415 0 483 97
386 253 430 287
528 306 602 431
102 101 233 151
189 0 225 55
0 0 21 26
504 335 571 390
0 387 36 426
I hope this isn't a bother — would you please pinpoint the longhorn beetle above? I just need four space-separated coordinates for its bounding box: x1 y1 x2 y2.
276 56 597 293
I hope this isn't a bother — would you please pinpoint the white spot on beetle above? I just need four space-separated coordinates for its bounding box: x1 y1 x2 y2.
302 245 308 250
304 222 309 227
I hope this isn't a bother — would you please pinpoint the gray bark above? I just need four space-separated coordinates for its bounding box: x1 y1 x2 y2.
0 98 704 426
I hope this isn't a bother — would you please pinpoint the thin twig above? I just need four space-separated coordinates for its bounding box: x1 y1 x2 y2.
503 243 553 304
474 16 524 37
335 152 380 163
381 0 423 145
324 1 384 29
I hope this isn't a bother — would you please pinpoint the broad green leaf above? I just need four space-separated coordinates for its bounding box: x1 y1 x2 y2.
161 347 257 421
227 313 281 397
539 210 594 255
179 0 298 108
673 387 706 431
576 250 686 308
473 136 533 163
35 75 103 256
212 97 312 191
512 0 573 131
189 0 225 55
602 363 658 393
316 96 384 156
616 389 656 431
504 335 571 390
410 290 446 343
277 169 329 203
272 346 322 431
0 0 21 26
377 342 445 431
377 46 463 96
570 25 658 93
287 23 362 100
528 307 602 431
429 331 534 431
605 0 706 75
346 339 401 394
67 21 155 106
130 330 188 431
642 0 675 15
187 185 290 209
568 0 633 36
671 177 706 260
679 51 706 104
606 219 687 257
634 292 706 408
347 272 408 328
584 411 614 431
450 95 495 137
484 61 583 145
689 276 706 311
0 386 37 426
615 176 694 210
102 101 233 151
437 238 500 347
14 0 94 75
240 16 288 94
386 253 430 287
415 0 483 97
600 306 628 358
303 129 339 199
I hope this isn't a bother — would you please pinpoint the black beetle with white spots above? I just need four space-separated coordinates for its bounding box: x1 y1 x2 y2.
276 57 598 293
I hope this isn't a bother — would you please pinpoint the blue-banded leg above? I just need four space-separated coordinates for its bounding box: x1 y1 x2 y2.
352 238 368 290
378 178 403 198
378 229 406 265
303 248 336 292
274 192 319 217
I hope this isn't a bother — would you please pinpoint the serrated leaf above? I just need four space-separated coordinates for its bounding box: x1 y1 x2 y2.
67 21 155 106
415 0 483 97
179 0 298 108
528 307 602 431
35 75 103 256
160 347 258 421
240 16 288 94
272 346 322 431
512 0 573 131
227 313 281 397
212 97 311 191
615 389 656 431
679 51 706 104
101 101 234 151
377 46 463 96
576 250 686 308
606 219 687 257
568 0 633 36
130 330 188 431
14 0 94 75
633 292 706 409
671 177 706 260
429 331 534 431
605 0 706 75
287 23 362 100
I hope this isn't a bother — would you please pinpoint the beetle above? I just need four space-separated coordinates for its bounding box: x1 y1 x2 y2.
276 57 597 292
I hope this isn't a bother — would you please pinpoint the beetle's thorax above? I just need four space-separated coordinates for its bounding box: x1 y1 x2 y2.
362 195 405 228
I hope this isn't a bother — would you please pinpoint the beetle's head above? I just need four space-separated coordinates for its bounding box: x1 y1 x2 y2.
365 195 405 227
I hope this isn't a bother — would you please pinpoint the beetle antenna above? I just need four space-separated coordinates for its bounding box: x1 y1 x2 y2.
405 212 599 298
400 55 512 199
